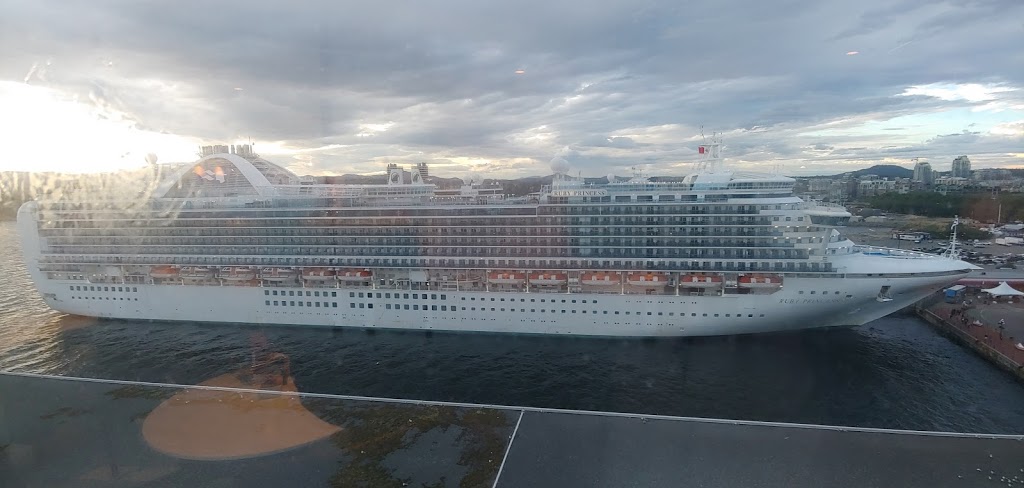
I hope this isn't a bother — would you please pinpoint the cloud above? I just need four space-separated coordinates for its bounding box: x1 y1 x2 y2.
992 121 1024 137
0 0 1023 176
578 135 639 149
900 83 1018 103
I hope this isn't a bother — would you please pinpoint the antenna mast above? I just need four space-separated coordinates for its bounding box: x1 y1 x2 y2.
945 215 960 259
696 132 723 173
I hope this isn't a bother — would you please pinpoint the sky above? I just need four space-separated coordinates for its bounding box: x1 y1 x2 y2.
0 0 1022 178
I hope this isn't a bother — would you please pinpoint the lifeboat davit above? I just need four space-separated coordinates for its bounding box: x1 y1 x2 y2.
679 273 723 288
220 266 256 281
581 272 621 286
627 272 670 287
302 267 338 281
261 268 298 282
149 266 178 279
738 274 783 288
488 271 526 285
179 266 213 280
529 272 567 286
337 269 373 282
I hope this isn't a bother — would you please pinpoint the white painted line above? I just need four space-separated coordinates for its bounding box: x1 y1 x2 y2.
491 409 525 488
3 371 1023 440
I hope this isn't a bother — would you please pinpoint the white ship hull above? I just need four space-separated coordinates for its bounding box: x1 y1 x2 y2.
26 273 964 337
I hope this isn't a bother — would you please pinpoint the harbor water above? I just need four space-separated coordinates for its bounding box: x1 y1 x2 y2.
3 221 1024 434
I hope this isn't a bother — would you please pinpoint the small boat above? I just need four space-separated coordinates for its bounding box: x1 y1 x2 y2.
738 274 783 288
627 272 670 287
302 267 338 281
679 273 723 288
337 269 373 282
149 266 178 279
581 272 620 286
261 268 298 282
488 271 526 285
179 266 214 280
220 266 256 281
529 272 567 286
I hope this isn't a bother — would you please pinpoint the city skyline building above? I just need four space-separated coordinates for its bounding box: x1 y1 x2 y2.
952 156 972 179
913 161 935 185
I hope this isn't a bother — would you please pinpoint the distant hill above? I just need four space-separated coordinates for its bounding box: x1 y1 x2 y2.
317 174 468 190
425 176 468 189
320 174 387 185
483 176 549 196
483 175 622 196
845 165 913 179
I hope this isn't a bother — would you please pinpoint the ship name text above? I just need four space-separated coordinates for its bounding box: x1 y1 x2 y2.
550 189 609 197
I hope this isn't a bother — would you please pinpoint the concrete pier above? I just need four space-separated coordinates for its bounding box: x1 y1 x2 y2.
917 286 1024 381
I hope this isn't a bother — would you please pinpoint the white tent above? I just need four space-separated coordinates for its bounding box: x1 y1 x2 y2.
981 282 1024 297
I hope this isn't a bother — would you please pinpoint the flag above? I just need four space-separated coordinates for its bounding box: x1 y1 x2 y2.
951 216 959 230
698 146 706 154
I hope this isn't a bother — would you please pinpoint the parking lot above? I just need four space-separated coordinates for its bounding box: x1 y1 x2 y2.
841 225 1024 270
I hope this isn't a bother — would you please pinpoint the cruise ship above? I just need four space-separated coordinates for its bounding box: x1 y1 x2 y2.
17 141 975 337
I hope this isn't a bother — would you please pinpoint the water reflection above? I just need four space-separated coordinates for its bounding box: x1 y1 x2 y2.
3 373 515 486
140 347 340 461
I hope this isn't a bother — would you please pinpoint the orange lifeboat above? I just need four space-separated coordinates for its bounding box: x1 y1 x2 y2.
627 272 670 287
179 266 214 280
581 272 621 286
529 272 567 286
488 271 526 285
738 274 783 289
679 273 723 288
261 268 298 282
337 269 373 282
220 266 256 281
150 266 178 279
302 267 338 281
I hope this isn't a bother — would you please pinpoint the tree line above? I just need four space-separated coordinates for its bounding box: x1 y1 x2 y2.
869 191 1024 223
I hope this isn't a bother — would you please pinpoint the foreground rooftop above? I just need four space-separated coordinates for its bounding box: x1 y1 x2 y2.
2 372 1023 487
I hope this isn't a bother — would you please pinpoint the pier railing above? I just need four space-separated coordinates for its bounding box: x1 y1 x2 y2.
851 245 937 259
919 297 1024 374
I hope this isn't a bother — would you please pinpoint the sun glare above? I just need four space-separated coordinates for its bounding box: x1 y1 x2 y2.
0 81 197 173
